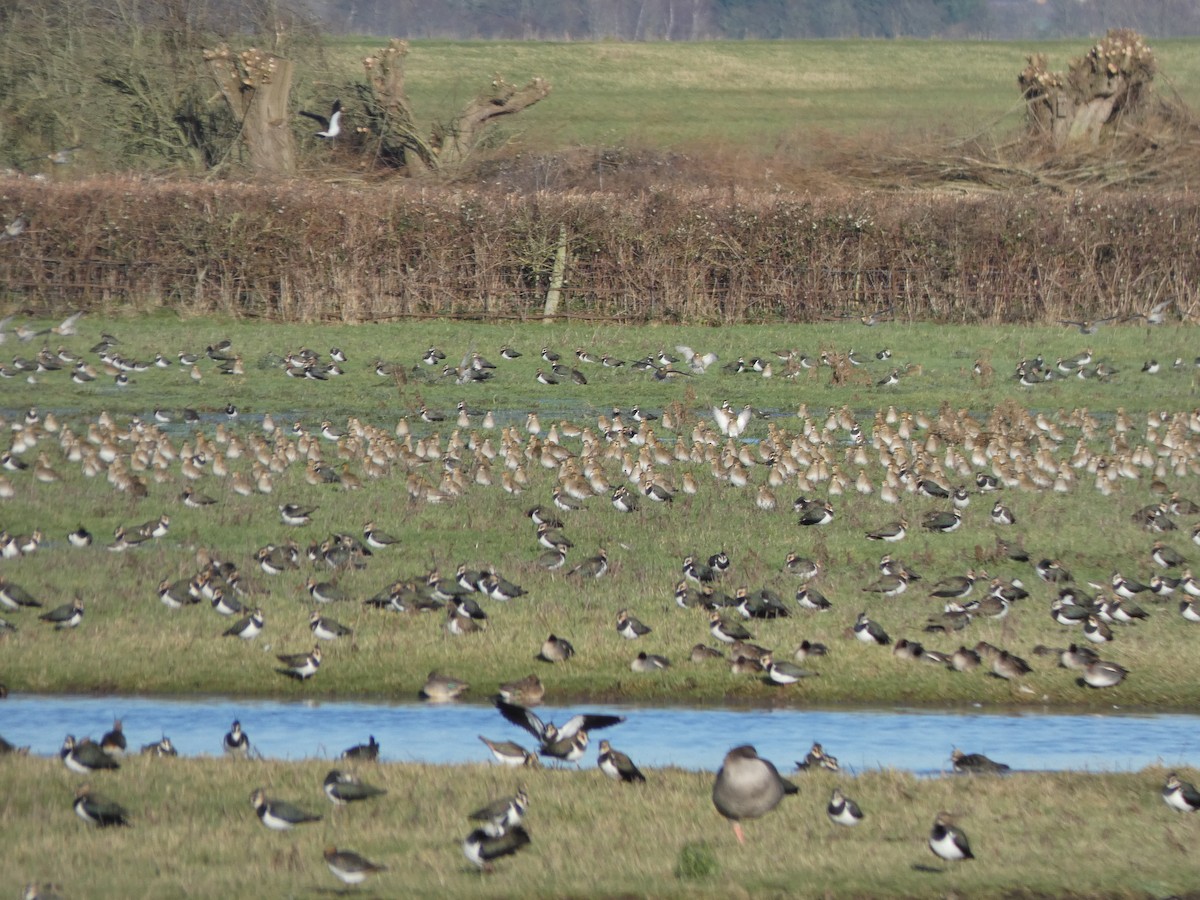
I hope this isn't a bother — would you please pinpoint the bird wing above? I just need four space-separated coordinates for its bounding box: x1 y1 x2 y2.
558 712 625 739
495 699 548 741
298 110 330 129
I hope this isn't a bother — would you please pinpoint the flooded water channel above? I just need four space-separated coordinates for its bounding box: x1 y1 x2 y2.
5 694 1198 774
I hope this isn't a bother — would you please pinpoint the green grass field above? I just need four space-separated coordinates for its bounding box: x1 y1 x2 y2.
1 754 1197 898
310 37 1200 152
1 314 1198 708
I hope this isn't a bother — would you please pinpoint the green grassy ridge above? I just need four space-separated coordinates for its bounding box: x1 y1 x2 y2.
1 754 1198 897
0 317 1199 706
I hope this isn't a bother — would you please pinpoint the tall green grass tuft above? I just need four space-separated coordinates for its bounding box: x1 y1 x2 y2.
676 841 720 880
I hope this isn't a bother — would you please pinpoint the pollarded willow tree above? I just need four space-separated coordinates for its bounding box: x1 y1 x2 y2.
362 39 551 176
203 44 297 175
1018 28 1156 149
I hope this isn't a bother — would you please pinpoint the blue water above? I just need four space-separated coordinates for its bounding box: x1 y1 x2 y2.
5 695 1198 774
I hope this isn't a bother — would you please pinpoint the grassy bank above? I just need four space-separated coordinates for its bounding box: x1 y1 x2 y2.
0 753 1196 897
1 316 1199 708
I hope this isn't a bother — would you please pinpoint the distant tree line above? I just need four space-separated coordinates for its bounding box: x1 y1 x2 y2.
311 0 1200 39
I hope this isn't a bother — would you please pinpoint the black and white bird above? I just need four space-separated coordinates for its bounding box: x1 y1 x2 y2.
74 784 130 827
827 787 864 826
597 739 646 783
468 786 529 837
463 825 532 872
1163 772 1200 812
928 811 974 861
323 769 387 805
250 787 322 830
495 699 624 763
299 99 342 138
223 720 251 757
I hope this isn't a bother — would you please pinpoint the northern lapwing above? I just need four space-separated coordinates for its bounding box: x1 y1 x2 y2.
827 787 864 826
469 787 529 836
928 811 974 861
598 740 646 783
276 645 322 680
61 736 119 774
1083 615 1113 644
709 611 753 644
324 846 386 887
921 510 962 533
340 736 380 761
279 503 316 526
463 825 532 872
323 769 387 805
251 787 322 830
39 598 83 629
796 587 833 611
299 98 342 138
100 719 126 756
951 748 1010 774
853 611 891 645
712 745 798 844
1163 772 1200 812
495 699 624 764
761 654 818 685
684 555 718 584
616 609 651 640
798 501 835 527
158 577 198 611
860 572 908 597
74 784 130 827
1151 541 1187 569
736 587 790 620
568 548 609 578
140 736 177 757
930 569 978 600
363 521 400 550
209 588 243 617
0 578 43 610
865 519 907 542
223 608 264 640
479 735 540 768
305 578 348 605
535 542 569 571
309 610 352 641
1036 558 1073 583
223 720 250 757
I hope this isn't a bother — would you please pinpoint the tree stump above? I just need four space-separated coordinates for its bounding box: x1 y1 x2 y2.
1018 29 1156 150
203 44 296 175
363 39 551 176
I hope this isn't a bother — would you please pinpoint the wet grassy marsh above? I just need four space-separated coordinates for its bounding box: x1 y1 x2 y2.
0 315 1198 709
